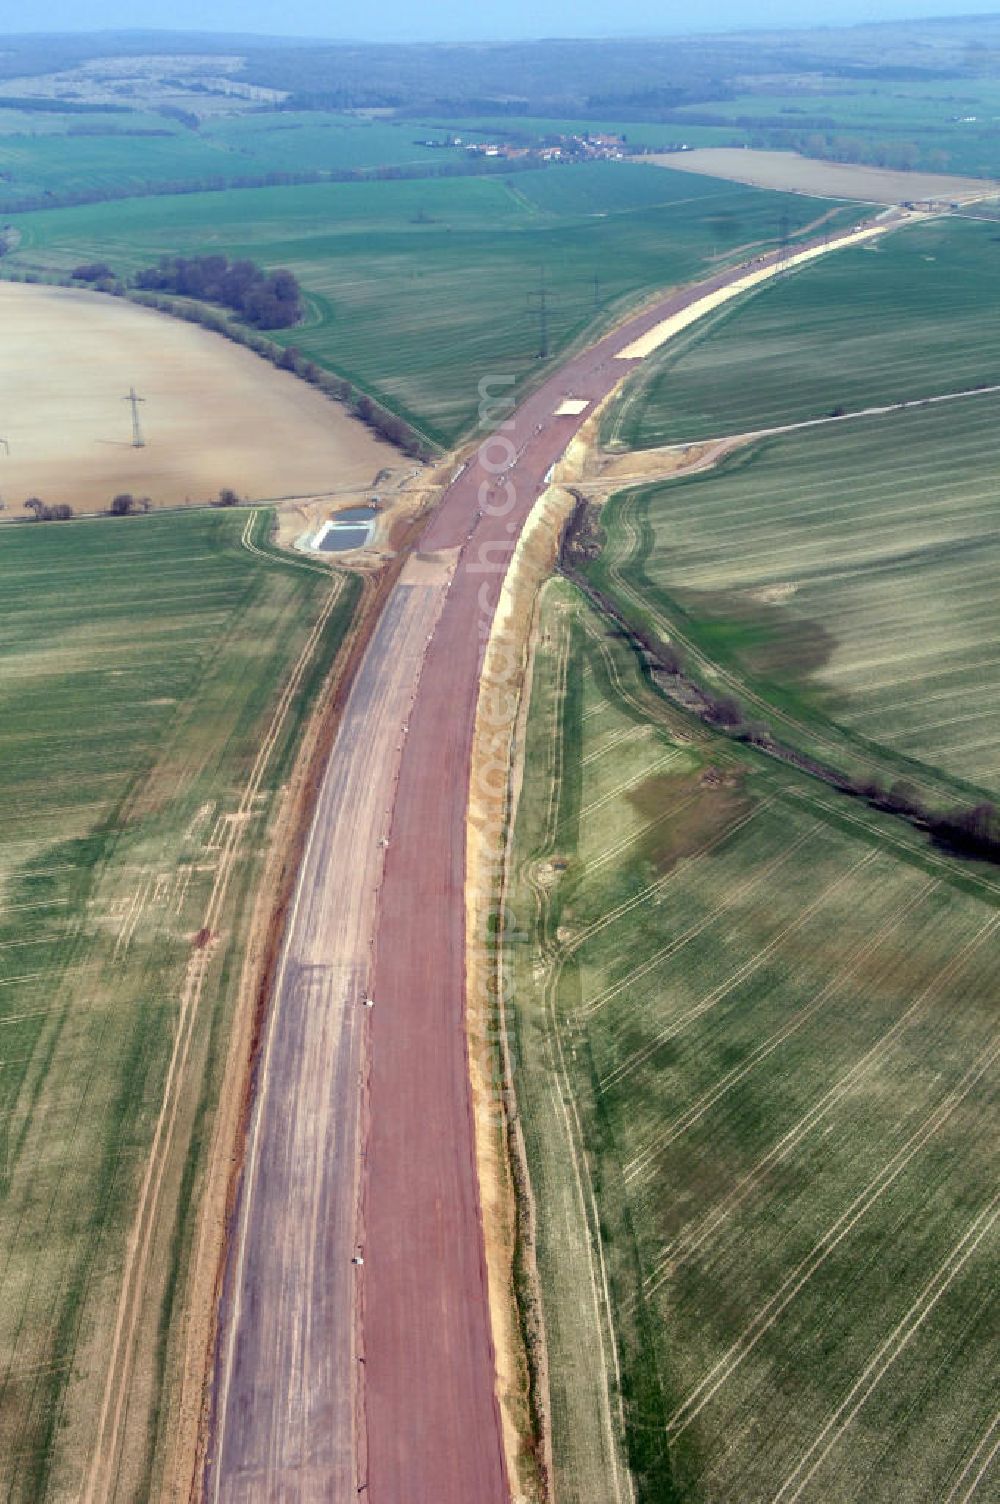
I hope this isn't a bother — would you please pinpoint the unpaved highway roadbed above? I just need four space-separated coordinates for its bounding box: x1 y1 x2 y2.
208 556 453 1501
208 212 916 1504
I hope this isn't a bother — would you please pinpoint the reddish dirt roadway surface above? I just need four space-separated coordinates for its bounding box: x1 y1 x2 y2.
207 212 908 1504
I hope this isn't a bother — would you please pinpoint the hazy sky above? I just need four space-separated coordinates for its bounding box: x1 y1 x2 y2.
1 0 998 42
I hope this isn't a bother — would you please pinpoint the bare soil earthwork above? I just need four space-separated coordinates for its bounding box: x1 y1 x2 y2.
642 147 998 204
0 282 398 512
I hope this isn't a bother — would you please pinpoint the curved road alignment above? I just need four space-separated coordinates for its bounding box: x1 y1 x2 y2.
204 206 912 1504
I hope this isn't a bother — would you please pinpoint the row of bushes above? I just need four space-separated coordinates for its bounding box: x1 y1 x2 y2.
22 497 73 522
558 497 1000 870
20 488 243 521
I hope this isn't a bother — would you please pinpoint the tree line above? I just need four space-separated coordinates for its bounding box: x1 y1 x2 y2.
120 286 433 459
20 489 243 520
0 153 541 217
60 264 432 460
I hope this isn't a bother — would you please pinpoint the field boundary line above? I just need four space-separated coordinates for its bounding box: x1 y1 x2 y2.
784 785 1000 904
662 380 1000 455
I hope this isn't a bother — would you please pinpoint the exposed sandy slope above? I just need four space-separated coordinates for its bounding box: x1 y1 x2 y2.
642 147 997 204
466 484 576 1504
0 282 398 512
614 212 901 359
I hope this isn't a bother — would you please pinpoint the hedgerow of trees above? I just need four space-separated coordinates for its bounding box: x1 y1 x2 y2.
134 254 303 329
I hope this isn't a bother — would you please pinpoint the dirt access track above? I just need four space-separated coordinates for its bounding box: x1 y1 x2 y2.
0 281 397 512
203 208 914 1504
642 146 998 205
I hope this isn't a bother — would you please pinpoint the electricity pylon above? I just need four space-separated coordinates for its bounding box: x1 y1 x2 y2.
527 267 549 359
123 386 146 448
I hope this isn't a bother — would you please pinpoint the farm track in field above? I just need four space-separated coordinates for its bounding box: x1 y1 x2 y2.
598 378 1000 476
522 611 634 1504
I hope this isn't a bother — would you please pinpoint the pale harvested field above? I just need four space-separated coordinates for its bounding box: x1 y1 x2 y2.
0 281 397 512
642 147 997 205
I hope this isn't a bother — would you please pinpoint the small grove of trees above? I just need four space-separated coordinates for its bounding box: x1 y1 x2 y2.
213 488 241 508
109 493 150 515
24 497 73 521
134 254 303 329
72 261 115 283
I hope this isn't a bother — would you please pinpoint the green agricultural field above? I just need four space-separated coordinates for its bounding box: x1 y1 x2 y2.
604 215 1000 449
0 106 467 207
198 110 467 174
5 163 846 447
0 127 240 202
505 577 1000 1503
0 108 175 137
0 509 357 1501
591 390 1000 799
